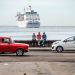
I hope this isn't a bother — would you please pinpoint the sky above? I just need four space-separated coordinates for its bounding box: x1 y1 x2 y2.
0 0 75 26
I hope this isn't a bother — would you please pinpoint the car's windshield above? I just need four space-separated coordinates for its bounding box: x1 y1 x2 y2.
10 38 14 43
64 36 75 42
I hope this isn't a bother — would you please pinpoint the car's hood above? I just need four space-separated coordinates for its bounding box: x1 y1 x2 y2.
53 41 61 45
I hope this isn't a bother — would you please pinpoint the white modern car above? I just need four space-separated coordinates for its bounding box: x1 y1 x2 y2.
52 36 75 52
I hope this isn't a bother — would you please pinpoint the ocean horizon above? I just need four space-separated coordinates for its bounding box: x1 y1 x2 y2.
0 26 75 40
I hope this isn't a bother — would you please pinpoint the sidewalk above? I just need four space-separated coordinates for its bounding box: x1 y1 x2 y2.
29 47 51 51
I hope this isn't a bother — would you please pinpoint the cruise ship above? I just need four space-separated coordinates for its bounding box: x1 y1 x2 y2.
16 5 40 28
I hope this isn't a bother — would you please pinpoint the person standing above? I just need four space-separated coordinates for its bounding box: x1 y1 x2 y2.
42 32 47 47
37 32 41 46
32 33 36 47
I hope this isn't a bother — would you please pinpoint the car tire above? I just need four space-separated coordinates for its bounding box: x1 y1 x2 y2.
16 49 24 56
56 46 63 53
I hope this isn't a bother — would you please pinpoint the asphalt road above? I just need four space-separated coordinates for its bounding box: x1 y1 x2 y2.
0 51 75 75
0 51 75 62
0 62 75 75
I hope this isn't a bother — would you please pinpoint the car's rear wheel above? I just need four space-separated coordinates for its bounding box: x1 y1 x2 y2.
16 49 24 56
56 46 63 53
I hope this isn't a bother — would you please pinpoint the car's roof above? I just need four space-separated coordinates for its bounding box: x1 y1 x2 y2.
0 36 11 38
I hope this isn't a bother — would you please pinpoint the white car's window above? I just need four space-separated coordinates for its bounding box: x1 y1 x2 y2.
66 36 75 42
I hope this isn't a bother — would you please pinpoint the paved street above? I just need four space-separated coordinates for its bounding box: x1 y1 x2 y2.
0 51 75 75
0 51 75 62
0 62 75 75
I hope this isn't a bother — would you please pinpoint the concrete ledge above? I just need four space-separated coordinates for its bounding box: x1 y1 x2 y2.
29 47 51 51
14 40 59 47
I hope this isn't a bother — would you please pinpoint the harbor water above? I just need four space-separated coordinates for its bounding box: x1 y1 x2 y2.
0 26 75 40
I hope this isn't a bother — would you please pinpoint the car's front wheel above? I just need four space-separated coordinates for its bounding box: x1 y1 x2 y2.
56 46 63 53
16 49 24 56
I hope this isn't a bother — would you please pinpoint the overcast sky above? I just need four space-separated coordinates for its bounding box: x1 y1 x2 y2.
0 0 75 26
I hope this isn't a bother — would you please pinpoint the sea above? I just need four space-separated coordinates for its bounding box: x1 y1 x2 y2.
0 26 75 41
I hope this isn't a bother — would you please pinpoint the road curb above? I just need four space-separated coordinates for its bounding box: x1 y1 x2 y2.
29 47 51 51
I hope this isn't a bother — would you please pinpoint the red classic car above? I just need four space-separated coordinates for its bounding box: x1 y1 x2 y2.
0 36 29 56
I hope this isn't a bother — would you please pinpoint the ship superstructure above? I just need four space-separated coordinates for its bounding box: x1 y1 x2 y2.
16 6 40 28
